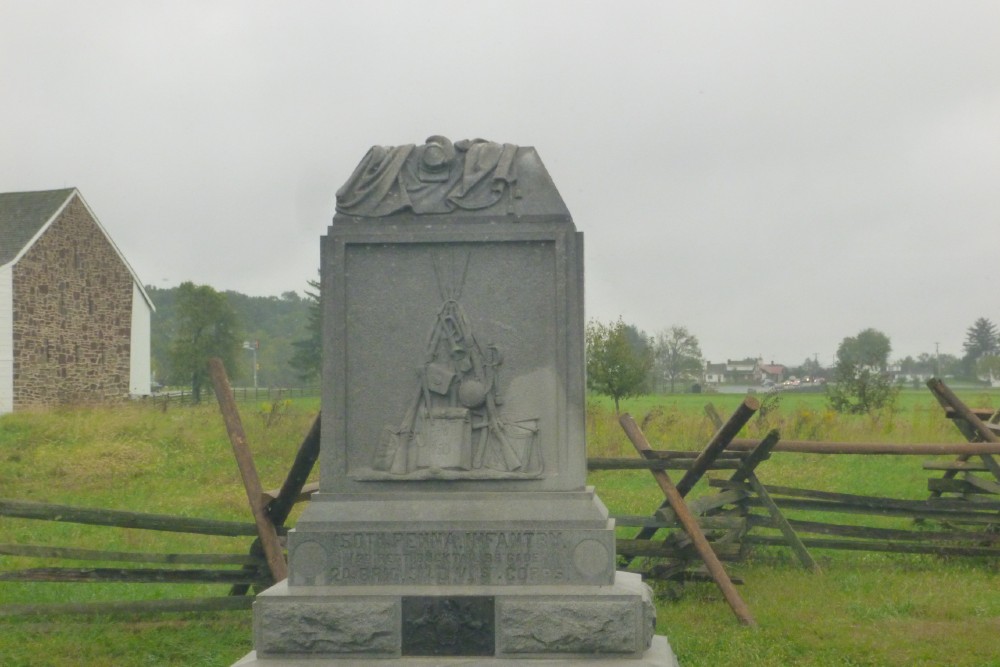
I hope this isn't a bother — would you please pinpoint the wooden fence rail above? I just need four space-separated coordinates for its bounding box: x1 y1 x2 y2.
619 409 757 626
725 439 1000 455
152 385 320 406
0 596 254 618
0 499 271 617
4 376 996 622
0 361 325 617
0 498 266 536
606 379 1000 617
0 568 267 585
0 544 257 565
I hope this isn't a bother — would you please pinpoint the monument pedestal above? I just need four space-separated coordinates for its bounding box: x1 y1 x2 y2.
234 138 677 666
240 489 676 663
287 490 618 588
237 573 669 663
235 637 678 666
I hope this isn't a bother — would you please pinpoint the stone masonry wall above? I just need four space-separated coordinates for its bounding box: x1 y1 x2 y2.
12 196 134 408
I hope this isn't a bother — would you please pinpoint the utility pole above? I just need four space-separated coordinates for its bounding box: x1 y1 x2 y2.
243 340 259 389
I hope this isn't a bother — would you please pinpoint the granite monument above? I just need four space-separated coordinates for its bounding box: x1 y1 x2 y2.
234 136 678 665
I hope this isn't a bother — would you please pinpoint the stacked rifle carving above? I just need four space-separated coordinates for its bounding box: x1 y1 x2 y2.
373 254 541 478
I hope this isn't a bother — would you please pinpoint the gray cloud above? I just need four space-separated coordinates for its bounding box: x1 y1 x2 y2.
2 1 997 365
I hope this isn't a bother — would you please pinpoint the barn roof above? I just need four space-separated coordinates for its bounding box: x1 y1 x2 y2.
0 187 154 311
0 188 75 266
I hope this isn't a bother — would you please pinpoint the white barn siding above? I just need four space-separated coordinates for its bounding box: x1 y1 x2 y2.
0 264 12 413
130 282 152 396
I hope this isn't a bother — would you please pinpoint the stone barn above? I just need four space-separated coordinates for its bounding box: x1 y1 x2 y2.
0 188 153 413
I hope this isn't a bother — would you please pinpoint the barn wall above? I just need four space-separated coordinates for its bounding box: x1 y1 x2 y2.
11 196 134 408
0 264 12 413
130 282 152 395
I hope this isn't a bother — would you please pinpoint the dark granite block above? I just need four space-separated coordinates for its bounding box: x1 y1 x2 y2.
401 596 495 656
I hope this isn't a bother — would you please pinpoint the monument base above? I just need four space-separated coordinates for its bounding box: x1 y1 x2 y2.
288 490 619 588
233 635 679 665
236 573 677 665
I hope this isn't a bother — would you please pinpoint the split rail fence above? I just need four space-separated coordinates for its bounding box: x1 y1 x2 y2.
151 385 319 407
0 359 319 617
590 378 1000 623
2 373 998 624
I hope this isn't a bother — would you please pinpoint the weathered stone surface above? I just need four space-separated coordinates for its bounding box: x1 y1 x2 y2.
293 489 612 529
334 138 570 219
401 596 495 656
496 574 656 657
502 597 657 657
12 196 133 407
233 635 681 666
251 575 660 662
255 598 397 656
237 140 678 666
311 218 586 497
288 526 615 587
499 600 638 654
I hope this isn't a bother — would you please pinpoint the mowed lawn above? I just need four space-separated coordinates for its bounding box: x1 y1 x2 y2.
1 387 999 666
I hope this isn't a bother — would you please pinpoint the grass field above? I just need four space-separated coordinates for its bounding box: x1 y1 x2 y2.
1 387 998 666
592 387 1000 666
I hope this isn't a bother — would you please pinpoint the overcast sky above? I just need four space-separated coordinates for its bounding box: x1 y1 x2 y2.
2 1 997 367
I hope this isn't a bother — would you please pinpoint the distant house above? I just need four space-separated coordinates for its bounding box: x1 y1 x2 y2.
757 363 786 384
704 362 727 385
0 188 153 413
725 358 758 384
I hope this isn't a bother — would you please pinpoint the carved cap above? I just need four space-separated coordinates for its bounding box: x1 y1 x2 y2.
334 137 570 219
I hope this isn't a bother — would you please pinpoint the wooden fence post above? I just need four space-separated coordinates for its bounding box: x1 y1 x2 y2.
267 414 321 526
631 396 760 547
927 379 1000 445
676 396 760 497
620 413 757 627
208 358 288 583
229 413 321 597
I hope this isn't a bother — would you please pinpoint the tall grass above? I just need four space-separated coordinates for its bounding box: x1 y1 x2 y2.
587 388 994 458
589 388 1000 666
0 399 319 666
1 389 998 666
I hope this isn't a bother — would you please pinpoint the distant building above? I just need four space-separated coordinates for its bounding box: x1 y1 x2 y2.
703 358 788 386
0 188 153 413
725 358 758 384
757 363 786 384
704 362 727 385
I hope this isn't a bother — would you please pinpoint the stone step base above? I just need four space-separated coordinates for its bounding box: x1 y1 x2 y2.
242 573 669 664
233 634 680 666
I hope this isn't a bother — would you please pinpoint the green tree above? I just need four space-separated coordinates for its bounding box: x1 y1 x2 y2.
937 353 962 378
586 318 653 413
289 279 322 382
795 356 825 381
962 317 999 378
224 289 309 386
827 328 897 414
149 285 311 388
976 355 1000 385
622 323 653 358
897 351 961 379
653 326 703 393
168 282 241 402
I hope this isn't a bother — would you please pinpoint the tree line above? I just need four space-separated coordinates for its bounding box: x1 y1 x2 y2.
585 319 703 413
147 282 320 401
586 316 1000 415
149 279 1000 411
